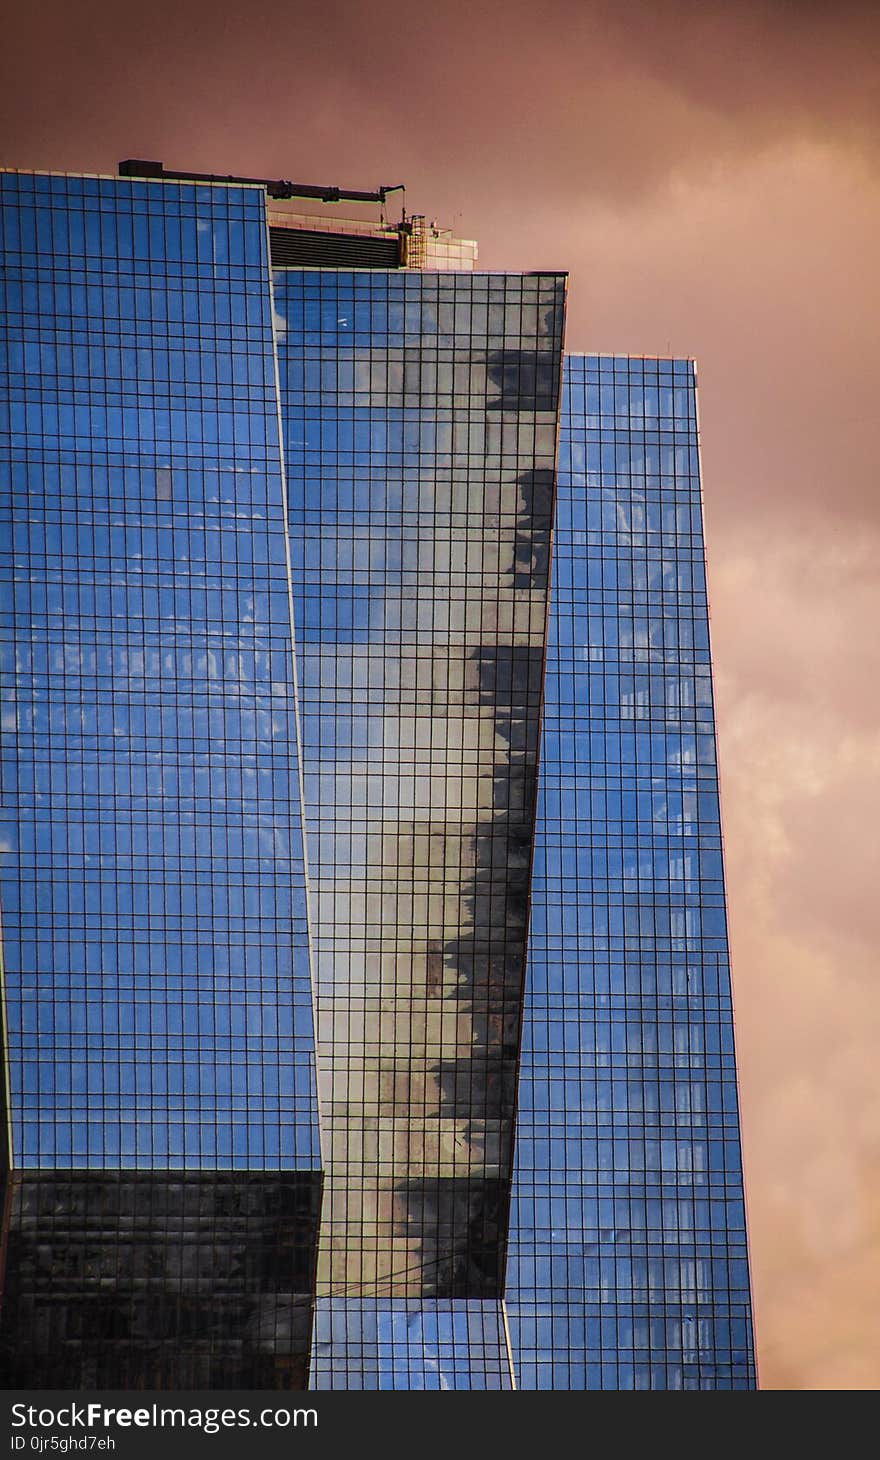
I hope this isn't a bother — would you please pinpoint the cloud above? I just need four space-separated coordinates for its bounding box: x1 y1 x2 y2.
712 515 880 1386
3 1 879 215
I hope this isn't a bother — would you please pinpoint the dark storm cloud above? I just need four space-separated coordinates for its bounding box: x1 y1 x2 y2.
2 0 878 204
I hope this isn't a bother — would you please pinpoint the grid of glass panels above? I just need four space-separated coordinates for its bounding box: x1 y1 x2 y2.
274 267 565 1386
0 171 319 1170
0 170 758 1391
310 1298 512 1390
505 355 756 1389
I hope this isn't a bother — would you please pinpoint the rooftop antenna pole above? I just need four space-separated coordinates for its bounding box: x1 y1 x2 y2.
118 161 407 213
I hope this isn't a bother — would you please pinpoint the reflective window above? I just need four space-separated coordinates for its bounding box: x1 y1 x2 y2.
504 356 756 1390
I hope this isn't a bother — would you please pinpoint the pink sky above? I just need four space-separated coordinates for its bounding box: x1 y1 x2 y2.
4 0 879 1389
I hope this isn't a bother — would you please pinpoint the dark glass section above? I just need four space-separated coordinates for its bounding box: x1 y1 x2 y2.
269 226 400 270
395 1177 506 1298
488 347 564 413
0 1170 322 1389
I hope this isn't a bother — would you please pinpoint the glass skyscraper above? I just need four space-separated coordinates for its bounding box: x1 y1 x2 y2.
504 357 754 1389
0 165 755 1389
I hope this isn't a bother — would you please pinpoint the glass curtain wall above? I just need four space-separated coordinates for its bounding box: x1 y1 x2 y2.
274 267 566 1387
505 355 756 1390
0 171 321 1387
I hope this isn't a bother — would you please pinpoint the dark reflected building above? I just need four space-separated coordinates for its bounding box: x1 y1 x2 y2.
0 165 755 1389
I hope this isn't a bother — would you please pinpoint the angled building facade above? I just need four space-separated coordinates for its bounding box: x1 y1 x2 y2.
0 165 755 1389
504 355 755 1389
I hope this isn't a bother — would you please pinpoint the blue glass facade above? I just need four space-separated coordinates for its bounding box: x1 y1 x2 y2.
505 356 755 1389
0 171 322 1387
0 169 754 1389
0 171 319 1170
310 1300 512 1390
